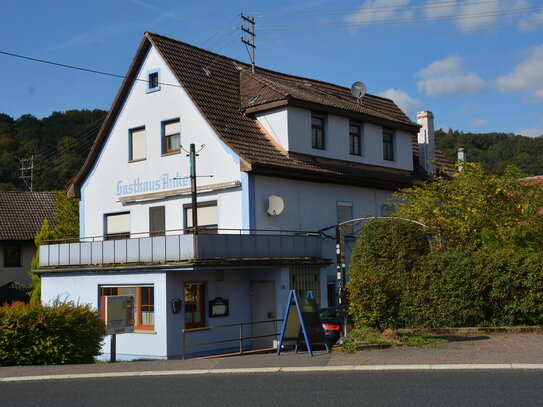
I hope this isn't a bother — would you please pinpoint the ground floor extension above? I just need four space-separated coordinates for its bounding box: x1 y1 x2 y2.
40 263 330 360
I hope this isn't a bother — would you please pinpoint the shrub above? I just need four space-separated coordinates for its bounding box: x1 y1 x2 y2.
348 219 429 329
0 300 105 366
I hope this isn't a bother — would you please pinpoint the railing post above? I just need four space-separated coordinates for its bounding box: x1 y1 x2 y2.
240 323 243 355
182 329 186 360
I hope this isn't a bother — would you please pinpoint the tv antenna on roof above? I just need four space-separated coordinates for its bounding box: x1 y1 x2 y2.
350 81 366 103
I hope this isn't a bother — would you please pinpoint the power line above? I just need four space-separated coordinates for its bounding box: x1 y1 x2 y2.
258 18 543 42
256 5 539 29
200 14 239 48
252 0 512 18
251 0 514 17
0 50 182 89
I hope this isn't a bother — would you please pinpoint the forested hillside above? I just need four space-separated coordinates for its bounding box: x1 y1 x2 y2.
436 129 543 176
0 110 106 191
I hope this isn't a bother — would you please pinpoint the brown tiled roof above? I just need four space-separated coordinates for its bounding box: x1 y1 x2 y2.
239 67 417 129
68 32 430 197
0 192 56 240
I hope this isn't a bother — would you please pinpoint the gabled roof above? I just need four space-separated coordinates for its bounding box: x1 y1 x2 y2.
0 191 56 240
68 32 426 197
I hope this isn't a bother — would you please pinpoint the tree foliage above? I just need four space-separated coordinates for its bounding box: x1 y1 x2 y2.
436 128 543 176
348 167 543 329
30 193 79 303
392 163 543 251
0 110 106 191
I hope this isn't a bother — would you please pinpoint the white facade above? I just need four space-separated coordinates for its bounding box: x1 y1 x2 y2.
40 39 423 360
256 107 413 171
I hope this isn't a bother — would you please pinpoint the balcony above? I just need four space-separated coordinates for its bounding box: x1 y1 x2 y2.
38 229 325 268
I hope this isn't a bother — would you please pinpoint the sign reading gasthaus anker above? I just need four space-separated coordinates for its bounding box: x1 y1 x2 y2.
116 172 190 196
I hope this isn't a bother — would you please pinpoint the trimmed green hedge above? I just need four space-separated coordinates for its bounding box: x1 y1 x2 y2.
0 301 105 366
348 219 543 329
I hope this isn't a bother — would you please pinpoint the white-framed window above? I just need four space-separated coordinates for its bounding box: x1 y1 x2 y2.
105 212 130 240
146 68 161 93
100 285 155 330
349 123 362 156
129 127 146 161
184 201 218 234
163 119 181 154
383 128 395 161
311 115 325 150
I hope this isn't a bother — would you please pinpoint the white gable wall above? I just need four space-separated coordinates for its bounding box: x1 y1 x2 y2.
80 47 243 238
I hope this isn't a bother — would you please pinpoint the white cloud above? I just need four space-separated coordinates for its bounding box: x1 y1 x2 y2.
345 0 412 27
496 44 543 102
416 56 486 97
517 119 543 138
378 88 423 117
470 118 489 127
423 0 456 18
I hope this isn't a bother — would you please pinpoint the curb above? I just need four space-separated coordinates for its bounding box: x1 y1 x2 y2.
3 364 543 382
397 327 543 335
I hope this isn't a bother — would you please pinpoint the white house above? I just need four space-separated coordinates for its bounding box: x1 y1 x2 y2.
38 32 444 360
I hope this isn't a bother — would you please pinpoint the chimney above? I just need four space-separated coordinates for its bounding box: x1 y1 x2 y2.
457 148 466 172
416 111 436 175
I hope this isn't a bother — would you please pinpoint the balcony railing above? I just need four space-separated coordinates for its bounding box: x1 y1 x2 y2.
39 228 324 268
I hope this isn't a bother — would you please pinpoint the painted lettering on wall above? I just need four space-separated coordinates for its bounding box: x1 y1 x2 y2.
116 173 190 196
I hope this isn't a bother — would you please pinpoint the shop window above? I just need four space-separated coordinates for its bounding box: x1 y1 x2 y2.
184 282 206 329
290 267 321 303
100 285 154 330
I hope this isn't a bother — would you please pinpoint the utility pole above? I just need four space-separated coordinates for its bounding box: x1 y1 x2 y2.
189 143 198 236
241 13 256 73
19 155 34 191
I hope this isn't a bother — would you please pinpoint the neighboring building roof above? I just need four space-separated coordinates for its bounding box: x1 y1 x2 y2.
0 191 56 240
68 32 430 198
0 280 29 305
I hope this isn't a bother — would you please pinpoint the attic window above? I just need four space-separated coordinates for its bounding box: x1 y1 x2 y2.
248 96 259 104
202 67 211 76
146 68 161 93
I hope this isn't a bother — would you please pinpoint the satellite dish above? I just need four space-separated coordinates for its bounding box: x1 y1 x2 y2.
267 195 285 216
350 81 366 100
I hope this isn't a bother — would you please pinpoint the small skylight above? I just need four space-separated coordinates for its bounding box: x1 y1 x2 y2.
249 96 259 104
202 67 211 76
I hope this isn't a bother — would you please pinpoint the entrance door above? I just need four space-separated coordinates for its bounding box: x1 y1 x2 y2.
250 281 276 350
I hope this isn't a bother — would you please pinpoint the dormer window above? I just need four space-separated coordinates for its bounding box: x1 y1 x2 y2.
349 123 362 156
311 115 325 150
383 128 395 161
146 68 161 93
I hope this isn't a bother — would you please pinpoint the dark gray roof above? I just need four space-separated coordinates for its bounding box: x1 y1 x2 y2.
0 191 56 240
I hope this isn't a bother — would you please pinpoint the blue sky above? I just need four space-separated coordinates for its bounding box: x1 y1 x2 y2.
2 0 543 136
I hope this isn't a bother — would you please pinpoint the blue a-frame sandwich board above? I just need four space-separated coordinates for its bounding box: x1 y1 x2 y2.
276 290 329 356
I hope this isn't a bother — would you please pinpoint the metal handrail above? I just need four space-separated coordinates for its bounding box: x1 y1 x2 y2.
41 227 321 245
181 318 283 360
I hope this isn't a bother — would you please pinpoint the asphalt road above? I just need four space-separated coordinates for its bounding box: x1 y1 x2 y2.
2 370 543 406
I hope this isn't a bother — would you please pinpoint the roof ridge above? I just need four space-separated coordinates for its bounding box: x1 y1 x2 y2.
146 32 398 103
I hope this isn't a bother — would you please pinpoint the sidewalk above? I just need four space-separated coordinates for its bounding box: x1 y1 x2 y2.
2 333 543 381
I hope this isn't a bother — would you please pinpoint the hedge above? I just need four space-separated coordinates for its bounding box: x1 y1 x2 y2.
0 301 105 366
348 219 543 329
